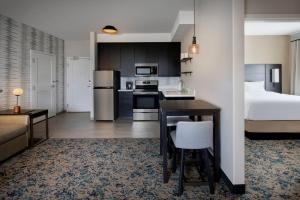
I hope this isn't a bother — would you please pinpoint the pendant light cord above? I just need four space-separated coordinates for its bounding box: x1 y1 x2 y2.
193 0 195 37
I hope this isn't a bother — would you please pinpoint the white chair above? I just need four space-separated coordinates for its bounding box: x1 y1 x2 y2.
160 116 192 155
170 121 214 195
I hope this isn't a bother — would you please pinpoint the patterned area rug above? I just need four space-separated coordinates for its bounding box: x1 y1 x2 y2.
0 138 299 199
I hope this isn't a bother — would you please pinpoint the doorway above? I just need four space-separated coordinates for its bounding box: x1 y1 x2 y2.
66 57 92 112
30 50 57 118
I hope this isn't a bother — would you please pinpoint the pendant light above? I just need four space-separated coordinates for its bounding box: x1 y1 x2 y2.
102 25 118 34
189 0 199 54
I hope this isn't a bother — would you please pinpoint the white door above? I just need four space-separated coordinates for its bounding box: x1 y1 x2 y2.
66 57 91 112
31 51 56 118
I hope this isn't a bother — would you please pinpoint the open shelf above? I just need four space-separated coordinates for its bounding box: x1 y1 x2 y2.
181 71 193 76
180 57 192 63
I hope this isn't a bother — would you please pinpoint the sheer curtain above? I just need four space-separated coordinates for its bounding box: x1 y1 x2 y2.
290 40 300 95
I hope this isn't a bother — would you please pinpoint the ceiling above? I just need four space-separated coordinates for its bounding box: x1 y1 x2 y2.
0 0 193 40
245 21 300 36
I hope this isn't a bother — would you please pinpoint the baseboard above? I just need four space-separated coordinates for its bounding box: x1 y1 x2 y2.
221 169 245 194
245 132 300 140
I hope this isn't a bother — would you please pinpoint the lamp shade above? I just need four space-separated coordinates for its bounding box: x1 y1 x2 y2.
102 25 118 34
189 36 199 54
13 88 23 96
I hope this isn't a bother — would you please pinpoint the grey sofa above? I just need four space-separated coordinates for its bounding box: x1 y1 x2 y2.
0 115 29 162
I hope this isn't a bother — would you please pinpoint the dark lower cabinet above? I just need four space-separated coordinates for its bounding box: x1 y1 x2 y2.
118 91 133 119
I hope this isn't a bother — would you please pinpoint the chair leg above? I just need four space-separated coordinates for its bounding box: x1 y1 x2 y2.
204 149 214 194
160 130 162 155
177 149 185 196
172 147 177 173
167 127 173 159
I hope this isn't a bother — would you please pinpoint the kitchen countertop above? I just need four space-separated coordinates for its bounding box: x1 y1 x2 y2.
161 89 195 98
118 89 133 92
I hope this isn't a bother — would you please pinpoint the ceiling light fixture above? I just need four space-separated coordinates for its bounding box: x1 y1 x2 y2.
189 0 199 54
102 25 118 34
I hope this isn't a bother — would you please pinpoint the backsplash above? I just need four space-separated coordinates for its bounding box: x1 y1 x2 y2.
121 77 181 90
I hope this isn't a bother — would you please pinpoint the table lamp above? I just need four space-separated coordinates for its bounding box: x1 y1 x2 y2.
13 88 23 113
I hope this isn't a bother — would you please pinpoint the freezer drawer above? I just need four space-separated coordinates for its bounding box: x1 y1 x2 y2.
94 88 114 120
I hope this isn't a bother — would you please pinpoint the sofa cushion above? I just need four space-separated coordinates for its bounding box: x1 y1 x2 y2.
0 123 27 145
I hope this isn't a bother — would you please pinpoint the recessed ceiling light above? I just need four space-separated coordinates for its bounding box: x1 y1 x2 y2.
102 25 118 34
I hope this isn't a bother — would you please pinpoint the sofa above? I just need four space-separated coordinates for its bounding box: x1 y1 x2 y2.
0 115 29 162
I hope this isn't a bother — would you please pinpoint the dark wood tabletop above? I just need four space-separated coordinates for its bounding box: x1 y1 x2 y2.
0 109 47 116
160 99 220 112
159 99 221 183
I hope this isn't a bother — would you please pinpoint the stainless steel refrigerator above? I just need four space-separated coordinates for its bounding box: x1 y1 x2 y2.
93 70 120 120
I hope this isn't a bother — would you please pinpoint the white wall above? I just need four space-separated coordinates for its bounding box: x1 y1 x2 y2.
65 40 90 57
181 0 245 184
245 36 291 93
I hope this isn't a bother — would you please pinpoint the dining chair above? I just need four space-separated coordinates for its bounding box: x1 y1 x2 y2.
170 121 214 196
159 116 192 156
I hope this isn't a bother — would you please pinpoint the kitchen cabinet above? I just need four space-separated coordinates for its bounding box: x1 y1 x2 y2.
98 43 120 70
97 42 180 77
118 91 133 119
167 43 181 76
120 44 135 77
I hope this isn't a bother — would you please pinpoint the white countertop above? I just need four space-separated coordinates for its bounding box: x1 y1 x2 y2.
118 89 133 92
161 89 195 98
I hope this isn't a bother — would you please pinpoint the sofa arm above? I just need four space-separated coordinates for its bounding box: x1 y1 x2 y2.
0 115 29 126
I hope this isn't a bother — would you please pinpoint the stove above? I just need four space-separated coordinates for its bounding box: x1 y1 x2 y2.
133 80 159 121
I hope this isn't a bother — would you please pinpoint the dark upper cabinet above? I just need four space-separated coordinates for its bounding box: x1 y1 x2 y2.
98 43 120 70
120 44 135 76
134 43 146 63
134 43 159 63
97 42 180 77
167 43 181 76
158 44 169 76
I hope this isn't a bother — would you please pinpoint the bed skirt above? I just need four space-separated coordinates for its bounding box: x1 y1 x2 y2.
245 120 300 133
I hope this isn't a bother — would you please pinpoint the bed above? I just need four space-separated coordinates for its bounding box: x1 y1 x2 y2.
245 81 300 135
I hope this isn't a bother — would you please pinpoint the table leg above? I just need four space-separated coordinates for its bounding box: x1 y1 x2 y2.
161 111 169 183
213 112 221 181
45 113 49 139
29 117 33 147
159 110 162 155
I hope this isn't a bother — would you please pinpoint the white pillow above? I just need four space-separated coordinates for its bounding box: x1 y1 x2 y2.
244 81 265 93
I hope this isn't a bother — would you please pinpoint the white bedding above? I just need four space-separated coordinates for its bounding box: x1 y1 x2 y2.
245 90 300 120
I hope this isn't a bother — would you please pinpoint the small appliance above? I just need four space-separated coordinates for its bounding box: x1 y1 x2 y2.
126 81 133 90
135 63 158 77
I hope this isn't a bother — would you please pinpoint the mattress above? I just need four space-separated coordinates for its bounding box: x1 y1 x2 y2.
245 91 300 120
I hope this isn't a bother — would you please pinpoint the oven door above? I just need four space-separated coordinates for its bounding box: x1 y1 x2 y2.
133 92 159 111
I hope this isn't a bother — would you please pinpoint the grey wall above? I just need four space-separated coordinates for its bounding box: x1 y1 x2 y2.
0 14 64 112
245 0 300 14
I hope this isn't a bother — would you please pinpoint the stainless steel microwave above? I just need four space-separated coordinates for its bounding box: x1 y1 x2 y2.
135 63 158 77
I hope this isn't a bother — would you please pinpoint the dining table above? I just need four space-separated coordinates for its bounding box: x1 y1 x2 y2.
159 99 221 183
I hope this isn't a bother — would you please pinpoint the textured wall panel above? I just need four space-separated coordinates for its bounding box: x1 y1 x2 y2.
0 14 64 112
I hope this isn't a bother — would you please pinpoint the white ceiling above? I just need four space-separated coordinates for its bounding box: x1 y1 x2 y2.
245 21 300 36
0 0 193 40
